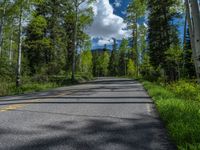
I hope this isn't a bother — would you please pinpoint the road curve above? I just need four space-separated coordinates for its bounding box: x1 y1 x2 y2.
0 77 176 150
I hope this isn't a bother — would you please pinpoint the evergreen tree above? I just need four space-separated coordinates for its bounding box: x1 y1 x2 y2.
147 0 181 81
25 15 50 74
108 38 118 76
100 51 110 76
118 39 129 76
183 28 196 78
127 0 147 76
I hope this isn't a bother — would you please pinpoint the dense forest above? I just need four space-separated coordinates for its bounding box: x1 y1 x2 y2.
1 1 200 149
0 0 199 94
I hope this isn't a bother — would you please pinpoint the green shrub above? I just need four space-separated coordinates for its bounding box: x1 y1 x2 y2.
0 82 15 96
168 80 200 101
143 81 200 150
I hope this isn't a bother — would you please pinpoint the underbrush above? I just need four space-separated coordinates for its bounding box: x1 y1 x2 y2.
167 80 200 101
0 81 59 96
143 81 200 150
0 73 94 97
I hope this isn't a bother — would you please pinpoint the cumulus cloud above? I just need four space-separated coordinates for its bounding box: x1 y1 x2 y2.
114 0 122 7
97 38 114 46
86 0 130 46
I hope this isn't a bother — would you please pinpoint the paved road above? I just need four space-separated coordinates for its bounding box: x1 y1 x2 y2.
0 77 176 150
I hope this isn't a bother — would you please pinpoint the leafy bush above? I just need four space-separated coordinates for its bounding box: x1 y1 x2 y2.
13 83 58 94
141 69 161 82
0 58 16 81
75 72 93 82
0 82 15 96
168 80 200 101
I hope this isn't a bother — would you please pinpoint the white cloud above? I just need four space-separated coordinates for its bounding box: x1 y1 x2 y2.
86 0 130 46
97 38 113 46
121 10 127 15
114 0 122 7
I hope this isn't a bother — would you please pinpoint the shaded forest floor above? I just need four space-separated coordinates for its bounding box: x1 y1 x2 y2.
143 81 200 150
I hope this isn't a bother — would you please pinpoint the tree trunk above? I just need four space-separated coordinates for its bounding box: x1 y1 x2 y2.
0 3 6 57
190 0 200 82
16 5 23 87
72 0 78 82
182 13 187 75
9 26 13 65
0 24 2 57
135 14 139 77
186 0 200 82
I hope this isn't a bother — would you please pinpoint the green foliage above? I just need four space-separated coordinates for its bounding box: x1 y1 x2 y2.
147 0 181 81
100 51 110 76
28 15 47 37
165 45 183 81
0 57 15 81
127 59 136 77
13 82 58 93
168 80 200 101
140 54 161 81
126 0 147 76
109 39 118 76
118 39 129 76
143 81 200 150
183 28 196 78
80 49 93 77
166 45 183 63
0 79 58 96
92 50 110 77
127 0 147 30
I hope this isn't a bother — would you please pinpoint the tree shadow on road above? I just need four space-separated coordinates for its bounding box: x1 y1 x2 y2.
2 113 176 150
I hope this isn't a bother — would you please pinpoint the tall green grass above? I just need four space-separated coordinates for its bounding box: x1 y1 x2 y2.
143 81 200 150
0 82 59 96
0 74 94 97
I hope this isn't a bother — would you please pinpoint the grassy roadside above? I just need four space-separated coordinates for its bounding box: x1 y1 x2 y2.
0 82 59 96
0 74 94 97
142 81 200 150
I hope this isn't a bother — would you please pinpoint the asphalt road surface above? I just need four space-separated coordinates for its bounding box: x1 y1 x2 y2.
0 77 176 150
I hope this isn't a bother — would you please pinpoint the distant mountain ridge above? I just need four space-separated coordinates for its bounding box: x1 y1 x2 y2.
91 48 112 54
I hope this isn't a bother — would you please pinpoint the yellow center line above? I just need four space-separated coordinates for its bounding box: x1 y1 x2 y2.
0 92 67 113
0 99 40 113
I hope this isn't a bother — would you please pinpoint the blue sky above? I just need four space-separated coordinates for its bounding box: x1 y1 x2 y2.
87 0 131 49
88 0 185 49
109 0 130 17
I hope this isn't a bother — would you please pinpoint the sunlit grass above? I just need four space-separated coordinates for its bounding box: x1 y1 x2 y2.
0 74 94 97
0 82 59 96
143 81 200 150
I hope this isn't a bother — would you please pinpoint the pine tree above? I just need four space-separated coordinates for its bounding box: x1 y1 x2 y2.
101 51 110 76
147 0 180 81
118 39 129 76
108 38 118 76
25 15 50 74
183 28 195 78
127 0 147 76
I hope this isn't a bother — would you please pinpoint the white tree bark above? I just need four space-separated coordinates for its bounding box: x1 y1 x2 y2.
9 26 13 65
186 0 200 81
71 0 86 81
190 0 200 80
16 5 23 87
72 0 78 82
